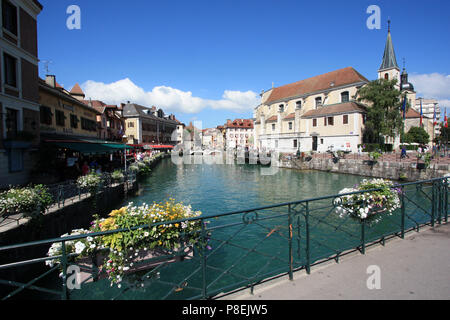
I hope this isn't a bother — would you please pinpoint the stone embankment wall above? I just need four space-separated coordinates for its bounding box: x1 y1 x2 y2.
279 158 449 181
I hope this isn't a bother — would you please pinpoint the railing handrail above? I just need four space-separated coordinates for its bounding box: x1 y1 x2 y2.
0 176 447 254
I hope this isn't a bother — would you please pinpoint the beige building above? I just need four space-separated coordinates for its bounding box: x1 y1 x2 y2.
254 67 369 153
254 25 426 154
122 103 177 145
39 76 100 140
414 98 440 137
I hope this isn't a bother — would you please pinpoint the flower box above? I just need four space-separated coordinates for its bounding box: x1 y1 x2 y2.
77 245 194 284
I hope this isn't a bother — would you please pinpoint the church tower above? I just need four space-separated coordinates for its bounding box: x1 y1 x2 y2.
378 21 400 87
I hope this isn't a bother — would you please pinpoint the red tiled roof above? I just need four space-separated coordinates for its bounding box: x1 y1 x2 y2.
265 116 278 123
225 119 254 129
405 108 430 119
283 113 296 120
265 67 369 104
302 102 366 118
70 83 84 95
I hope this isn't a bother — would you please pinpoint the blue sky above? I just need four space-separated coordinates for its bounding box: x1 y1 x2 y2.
37 0 450 128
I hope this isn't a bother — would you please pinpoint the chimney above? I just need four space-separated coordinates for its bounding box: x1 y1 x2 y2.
45 75 56 88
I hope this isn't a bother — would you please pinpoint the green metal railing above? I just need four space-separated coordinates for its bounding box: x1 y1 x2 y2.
0 176 448 300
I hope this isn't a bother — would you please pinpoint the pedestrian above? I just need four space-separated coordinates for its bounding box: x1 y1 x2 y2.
82 162 90 175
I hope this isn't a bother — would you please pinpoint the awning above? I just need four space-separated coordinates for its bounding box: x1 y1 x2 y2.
45 141 131 155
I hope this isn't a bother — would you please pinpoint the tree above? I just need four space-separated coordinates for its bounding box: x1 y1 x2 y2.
435 125 450 145
357 79 406 144
402 126 430 145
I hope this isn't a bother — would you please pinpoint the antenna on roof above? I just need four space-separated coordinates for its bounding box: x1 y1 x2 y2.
41 60 53 74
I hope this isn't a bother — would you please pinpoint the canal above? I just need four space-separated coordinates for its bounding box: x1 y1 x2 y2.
13 157 437 300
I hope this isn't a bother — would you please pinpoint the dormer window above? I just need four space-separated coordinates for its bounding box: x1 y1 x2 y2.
296 101 302 109
341 91 350 103
279 104 284 113
315 97 322 108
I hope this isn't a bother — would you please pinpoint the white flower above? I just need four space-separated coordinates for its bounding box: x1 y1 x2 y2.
74 242 86 254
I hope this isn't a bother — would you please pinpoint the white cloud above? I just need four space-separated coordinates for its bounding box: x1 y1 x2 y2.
409 73 450 108
81 78 259 114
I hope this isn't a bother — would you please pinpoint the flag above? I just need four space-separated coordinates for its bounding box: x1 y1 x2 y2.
445 109 448 128
433 103 437 126
402 95 407 120
419 99 423 127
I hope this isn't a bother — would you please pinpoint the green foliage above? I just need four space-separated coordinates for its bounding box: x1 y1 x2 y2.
369 151 382 161
402 126 430 145
111 170 124 182
357 79 405 141
0 185 53 217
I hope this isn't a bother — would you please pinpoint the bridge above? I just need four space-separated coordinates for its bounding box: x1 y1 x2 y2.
0 177 448 300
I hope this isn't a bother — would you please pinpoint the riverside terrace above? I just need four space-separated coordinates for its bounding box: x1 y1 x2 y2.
0 176 447 300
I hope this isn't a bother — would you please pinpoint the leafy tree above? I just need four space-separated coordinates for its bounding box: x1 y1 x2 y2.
435 125 450 145
402 126 430 145
357 79 406 144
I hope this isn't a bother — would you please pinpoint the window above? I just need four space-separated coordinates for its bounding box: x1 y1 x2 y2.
70 115 79 129
296 101 302 109
343 115 349 124
2 0 17 35
81 117 97 132
328 117 334 126
9 149 23 172
4 53 17 87
341 91 350 103
315 97 322 108
40 106 53 125
272 124 275 131
55 110 66 127
128 122 134 128
324 117 327 126
279 104 284 113
320 139 324 144
5 108 18 139
313 119 317 127
384 73 389 80
289 122 293 130
293 139 298 148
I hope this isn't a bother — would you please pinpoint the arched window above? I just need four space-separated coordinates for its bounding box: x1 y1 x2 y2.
341 91 350 103
279 104 284 113
384 73 389 80
296 101 302 109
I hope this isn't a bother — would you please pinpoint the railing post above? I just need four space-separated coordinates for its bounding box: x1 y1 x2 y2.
288 204 293 281
201 219 208 299
431 181 436 227
445 178 448 223
305 201 311 275
61 240 68 300
401 187 406 239
438 180 443 225
360 220 366 255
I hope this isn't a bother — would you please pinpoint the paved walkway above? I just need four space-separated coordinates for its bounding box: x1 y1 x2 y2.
226 223 450 300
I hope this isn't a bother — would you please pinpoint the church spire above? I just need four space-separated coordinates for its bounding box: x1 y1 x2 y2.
379 21 399 71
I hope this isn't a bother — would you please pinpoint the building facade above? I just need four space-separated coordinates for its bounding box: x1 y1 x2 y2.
225 119 254 149
254 67 369 153
0 0 42 187
414 98 440 137
122 103 177 145
39 76 100 140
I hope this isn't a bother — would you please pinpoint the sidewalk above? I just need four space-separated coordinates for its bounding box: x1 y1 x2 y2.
226 223 450 300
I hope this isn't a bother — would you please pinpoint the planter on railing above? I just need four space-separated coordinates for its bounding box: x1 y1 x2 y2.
77 245 194 284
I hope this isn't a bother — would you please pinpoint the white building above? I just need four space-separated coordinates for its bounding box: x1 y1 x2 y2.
414 98 440 136
225 119 254 149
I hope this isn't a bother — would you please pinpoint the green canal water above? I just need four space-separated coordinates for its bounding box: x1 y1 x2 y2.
36 157 437 299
